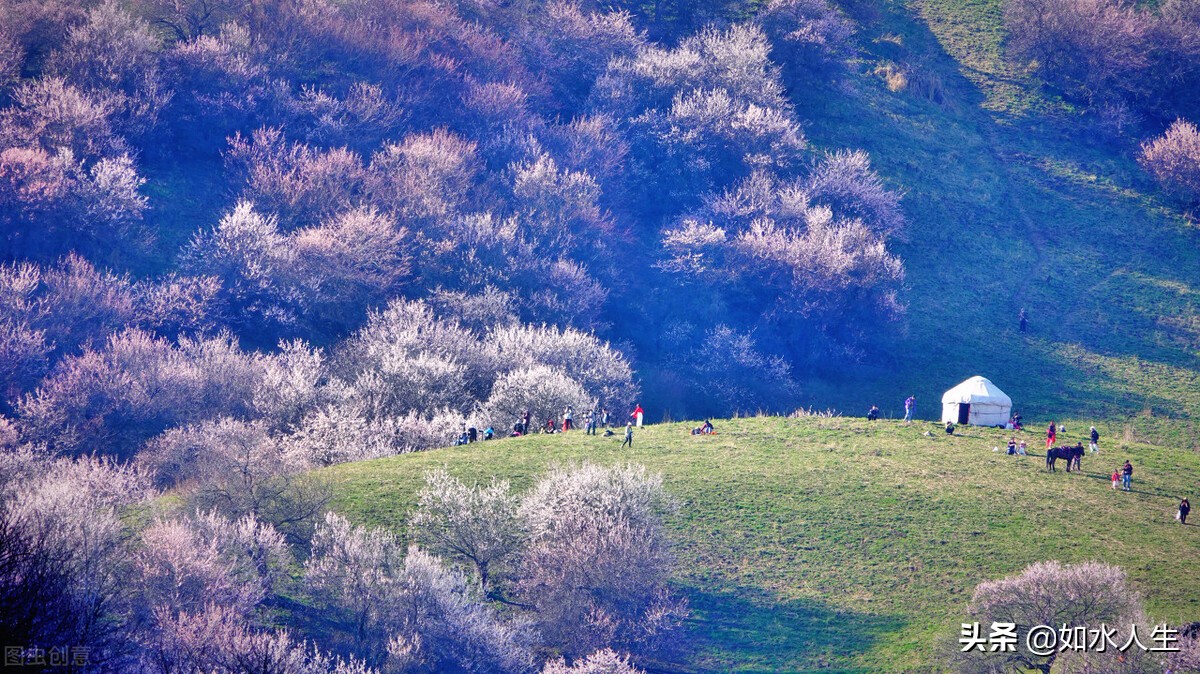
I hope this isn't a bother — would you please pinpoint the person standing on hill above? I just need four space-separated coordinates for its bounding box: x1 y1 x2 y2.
1089 426 1100 453
1180 498 1191 525
1019 308 1028 333
1046 421 1057 449
904 396 915 424
621 422 633 448
563 405 574 431
1122 460 1133 491
601 407 610 428
631 403 644 428
522 410 531 435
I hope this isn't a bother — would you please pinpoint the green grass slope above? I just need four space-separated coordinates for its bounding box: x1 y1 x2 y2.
789 0 1200 445
322 417 1200 673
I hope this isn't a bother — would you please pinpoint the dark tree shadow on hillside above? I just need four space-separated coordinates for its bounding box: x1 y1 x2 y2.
665 586 903 673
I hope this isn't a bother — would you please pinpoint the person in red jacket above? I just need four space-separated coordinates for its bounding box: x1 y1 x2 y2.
631 404 644 428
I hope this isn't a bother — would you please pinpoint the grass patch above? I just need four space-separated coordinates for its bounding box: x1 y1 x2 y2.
321 416 1200 672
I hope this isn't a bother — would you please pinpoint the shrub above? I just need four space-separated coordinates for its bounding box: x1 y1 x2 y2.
541 649 645 674
509 153 609 255
485 365 594 433
522 3 642 114
44 2 169 136
139 418 330 543
46 2 162 94
162 23 277 152
757 0 856 76
19 330 264 458
409 468 524 594
679 324 799 415
334 298 501 413
282 405 467 465
517 463 686 658
1139 118 1200 205
805 150 906 238
180 201 296 332
0 27 20 96
490 324 638 409
226 127 367 229
137 511 288 618
1003 0 1152 104
288 206 411 334
0 148 148 260
306 512 535 672
365 129 482 226
145 604 377 674
0 77 124 157
593 24 806 213
253 339 329 430
952 561 1144 673
658 167 905 370
282 82 405 152
2 456 153 670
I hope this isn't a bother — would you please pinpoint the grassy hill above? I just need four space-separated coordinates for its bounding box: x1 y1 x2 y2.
321 416 1200 673
781 0 1200 445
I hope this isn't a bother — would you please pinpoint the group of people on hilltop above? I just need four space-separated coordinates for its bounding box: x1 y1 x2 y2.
455 425 495 445
502 403 644 446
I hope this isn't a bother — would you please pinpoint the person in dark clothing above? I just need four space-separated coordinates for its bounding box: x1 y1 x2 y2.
1180 498 1191 525
522 410 531 435
1019 308 1028 333
1122 460 1133 491
467 427 477 443
866 405 879 421
1089 426 1100 453
1007 438 1016 455
945 420 955 435
621 422 633 448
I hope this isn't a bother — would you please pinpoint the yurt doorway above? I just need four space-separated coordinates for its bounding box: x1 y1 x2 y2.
957 403 970 424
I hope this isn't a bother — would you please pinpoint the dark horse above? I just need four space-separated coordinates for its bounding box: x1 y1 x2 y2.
1046 443 1085 472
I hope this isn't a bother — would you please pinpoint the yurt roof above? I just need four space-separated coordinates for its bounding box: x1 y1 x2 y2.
941 376 1012 406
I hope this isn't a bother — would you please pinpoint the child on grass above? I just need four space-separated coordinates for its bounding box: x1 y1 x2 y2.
1112 468 1121 490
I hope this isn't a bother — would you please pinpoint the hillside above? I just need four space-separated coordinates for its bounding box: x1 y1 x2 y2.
322 416 1200 672
776 0 1200 440
3 0 1200 671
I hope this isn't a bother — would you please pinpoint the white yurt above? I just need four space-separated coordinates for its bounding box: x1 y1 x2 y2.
941 376 1012 427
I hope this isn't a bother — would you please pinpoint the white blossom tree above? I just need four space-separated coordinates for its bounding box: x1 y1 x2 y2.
410 468 524 594
516 463 686 658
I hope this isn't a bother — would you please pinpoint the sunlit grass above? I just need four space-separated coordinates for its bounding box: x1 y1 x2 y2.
322 416 1200 672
